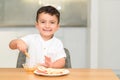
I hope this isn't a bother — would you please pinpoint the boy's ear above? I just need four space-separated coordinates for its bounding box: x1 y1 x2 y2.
57 24 60 29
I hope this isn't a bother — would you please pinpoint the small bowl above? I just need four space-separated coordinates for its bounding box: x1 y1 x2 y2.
22 64 37 72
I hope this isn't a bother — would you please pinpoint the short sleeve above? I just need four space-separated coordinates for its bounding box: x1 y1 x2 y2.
20 35 34 47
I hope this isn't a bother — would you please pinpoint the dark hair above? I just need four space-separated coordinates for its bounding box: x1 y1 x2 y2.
36 5 60 24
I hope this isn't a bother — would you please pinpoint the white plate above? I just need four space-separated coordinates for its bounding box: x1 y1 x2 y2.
34 69 70 76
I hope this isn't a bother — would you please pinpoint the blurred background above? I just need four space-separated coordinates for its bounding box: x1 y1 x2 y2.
0 0 120 76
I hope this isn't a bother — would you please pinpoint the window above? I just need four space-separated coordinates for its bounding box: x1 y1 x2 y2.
0 0 88 27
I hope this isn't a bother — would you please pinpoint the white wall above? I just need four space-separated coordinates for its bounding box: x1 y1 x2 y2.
98 0 120 70
88 0 120 70
89 0 120 75
0 27 88 68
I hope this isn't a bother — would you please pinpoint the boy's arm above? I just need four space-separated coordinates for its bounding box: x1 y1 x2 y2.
52 58 65 68
9 39 27 53
44 56 65 68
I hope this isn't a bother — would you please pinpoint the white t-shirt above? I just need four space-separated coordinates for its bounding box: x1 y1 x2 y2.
21 34 66 66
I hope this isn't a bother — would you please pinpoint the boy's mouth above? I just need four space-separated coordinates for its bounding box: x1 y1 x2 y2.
43 29 52 32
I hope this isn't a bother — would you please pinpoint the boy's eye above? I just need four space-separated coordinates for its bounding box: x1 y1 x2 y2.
41 21 45 23
51 21 56 24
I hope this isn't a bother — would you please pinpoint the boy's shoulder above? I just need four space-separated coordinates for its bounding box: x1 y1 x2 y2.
21 34 40 39
53 36 63 43
25 33 39 37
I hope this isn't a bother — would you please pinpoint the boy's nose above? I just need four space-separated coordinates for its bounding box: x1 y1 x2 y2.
45 23 50 28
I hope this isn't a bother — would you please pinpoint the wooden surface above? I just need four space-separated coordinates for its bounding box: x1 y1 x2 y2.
0 68 119 80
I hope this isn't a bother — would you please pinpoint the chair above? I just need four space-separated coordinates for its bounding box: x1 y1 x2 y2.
16 48 71 68
64 48 71 68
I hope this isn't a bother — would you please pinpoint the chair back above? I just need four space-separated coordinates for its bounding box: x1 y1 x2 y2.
64 48 71 68
16 51 26 68
16 48 71 68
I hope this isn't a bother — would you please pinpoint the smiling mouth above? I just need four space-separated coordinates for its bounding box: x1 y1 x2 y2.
43 29 52 32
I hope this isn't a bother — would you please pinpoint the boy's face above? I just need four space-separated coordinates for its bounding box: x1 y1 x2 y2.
35 12 59 40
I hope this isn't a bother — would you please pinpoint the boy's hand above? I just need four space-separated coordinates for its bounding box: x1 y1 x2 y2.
41 56 52 68
16 39 27 53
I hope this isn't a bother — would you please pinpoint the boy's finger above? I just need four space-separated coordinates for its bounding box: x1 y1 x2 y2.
24 51 30 58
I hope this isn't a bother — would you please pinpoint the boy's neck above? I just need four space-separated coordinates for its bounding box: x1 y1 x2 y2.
40 34 54 41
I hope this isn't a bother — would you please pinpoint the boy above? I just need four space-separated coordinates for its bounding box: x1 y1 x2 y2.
9 5 66 68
